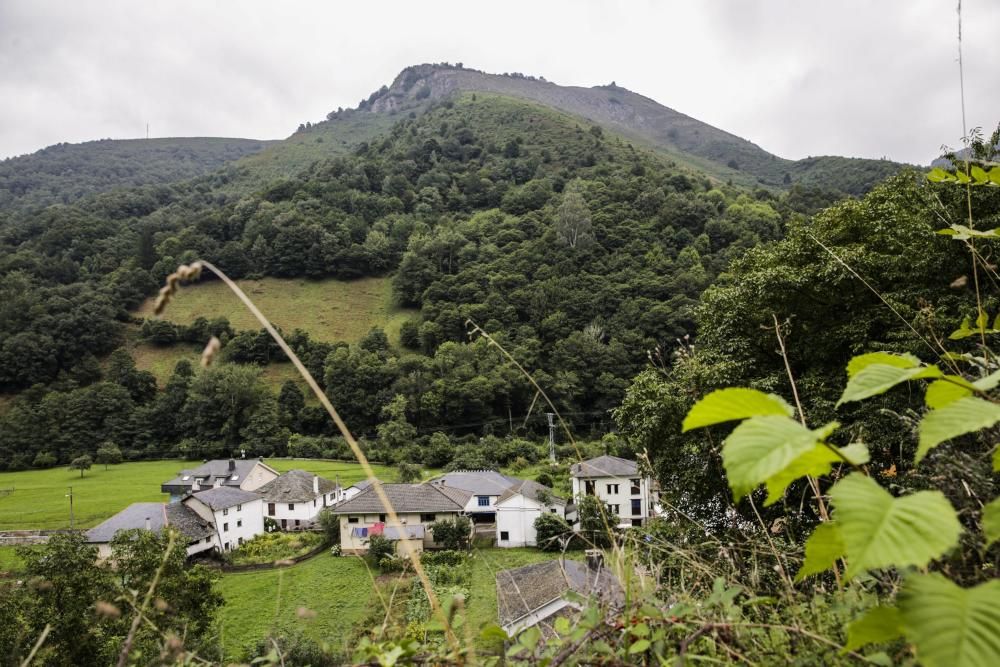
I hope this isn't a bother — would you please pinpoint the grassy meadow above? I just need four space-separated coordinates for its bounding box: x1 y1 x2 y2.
0 458 406 531
135 276 414 345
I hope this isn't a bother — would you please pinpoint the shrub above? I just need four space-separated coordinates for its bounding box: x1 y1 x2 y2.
534 513 573 551
429 518 471 550
367 534 395 567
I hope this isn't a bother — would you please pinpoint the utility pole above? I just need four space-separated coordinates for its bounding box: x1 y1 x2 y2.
146 123 149 139
67 486 74 529
547 413 556 463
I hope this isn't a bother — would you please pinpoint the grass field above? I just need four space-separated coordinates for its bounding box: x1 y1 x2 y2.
216 552 375 661
135 276 414 345
0 545 25 574
0 458 407 531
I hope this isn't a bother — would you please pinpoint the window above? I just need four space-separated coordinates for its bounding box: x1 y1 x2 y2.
348 517 359 524
379 514 386 523
608 505 619 515
631 499 642 516
268 503 275 516
238 537 244 545
223 523 229 532
222 508 228 516
288 503 295 510
237 520 242 528
631 519 642 527
585 480 596 496
606 484 619 495
237 504 242 511
313 499 316 507
500 531 509 541
630 479 641 495
420 513 436 522
295 519 300 528
550 508 558 513
224 542 230 551
477 496 490 507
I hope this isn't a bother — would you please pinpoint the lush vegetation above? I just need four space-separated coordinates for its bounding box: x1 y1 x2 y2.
224 531 325 566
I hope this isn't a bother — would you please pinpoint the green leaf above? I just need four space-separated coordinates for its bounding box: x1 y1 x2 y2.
983 497 1000 548
927 167 952 183
846 352 920 378
972 368 1000 391
898 573 1000 667
722 416 837 500
843 606 903 652
990 166 1000 185
628 639 651 654
938 224 1000 240
682 388 794 432
837 363 942 406
795 522 844 581
971 165 988 183
479 624 509 642
829 473 962 579
764 442 869 506
925 376 975 409
917 396 1000 463
956 170 971 184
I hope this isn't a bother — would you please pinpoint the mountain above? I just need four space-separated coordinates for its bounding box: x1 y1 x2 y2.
0 137 271 212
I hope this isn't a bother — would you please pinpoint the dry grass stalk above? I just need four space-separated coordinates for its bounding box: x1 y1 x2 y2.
156 260 461 654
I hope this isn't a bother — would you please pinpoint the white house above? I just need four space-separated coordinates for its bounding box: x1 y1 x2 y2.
85 502 217 560
256 469 340 530
495 479 566 548
329 483 470 555
339 479 374 503
182 487 265 551
428 470 520 523
570 455 655 528
161 458 279 501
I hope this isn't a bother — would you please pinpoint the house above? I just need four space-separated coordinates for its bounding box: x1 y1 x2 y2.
256 469 340 530
495 479 567 548
570 455 655 528
495 553 622 638
428 470 521 523
181 487 265 551
329 482 470 555
161 458 279 501
339 479 374 503
85 502 216 560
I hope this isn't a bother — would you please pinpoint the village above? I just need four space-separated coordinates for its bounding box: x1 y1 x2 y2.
82 454 657 637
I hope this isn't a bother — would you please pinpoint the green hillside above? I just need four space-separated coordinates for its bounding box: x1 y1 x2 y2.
0 137 270 211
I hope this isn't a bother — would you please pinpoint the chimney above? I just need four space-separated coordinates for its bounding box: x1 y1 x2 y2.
313 475 319 495
144 517 151 531
228 458 236 473
585 549 604 572
192 478 201 492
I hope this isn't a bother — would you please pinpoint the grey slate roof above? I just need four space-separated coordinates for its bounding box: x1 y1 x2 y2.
161 459 273 494
498 479 566 506
496 560 622 628
569 455 639 478
189 486 261 510
256 469 338 503
85 502 213 544
329 483 466 514
428 470 519 496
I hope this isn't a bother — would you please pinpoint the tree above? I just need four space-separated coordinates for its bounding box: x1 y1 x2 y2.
429 517 471 550
534 513 573 551
32 451 57 468
94 442 122 470
576 495 615 548
396 461 421 483
317 508 340 545
554 179 593 248
377 394 417 451
69 454 92 478
367 534 395 567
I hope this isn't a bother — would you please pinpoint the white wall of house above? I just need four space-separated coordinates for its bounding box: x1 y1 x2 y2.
185 496 265 551
571 475 654 527
462 494 501 516
94 534 217 561
338 511 461 553
496 496 565 548
264 492 334 530
239 462 279 491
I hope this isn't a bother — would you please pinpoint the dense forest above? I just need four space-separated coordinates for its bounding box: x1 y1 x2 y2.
0 94 834 469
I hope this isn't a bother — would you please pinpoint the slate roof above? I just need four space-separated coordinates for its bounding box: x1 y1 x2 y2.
569 455 639 478
497 479 566 506
85 502 213 544
496 560 622 628
161 459 274 494
329 483 467 514
256 469 338 503
428 470 519 496
189 486 261 510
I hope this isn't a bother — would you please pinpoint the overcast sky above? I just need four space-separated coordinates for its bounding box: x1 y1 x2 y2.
1 1 997 164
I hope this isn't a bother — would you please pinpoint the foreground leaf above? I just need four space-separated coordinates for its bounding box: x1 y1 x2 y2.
924 376 975 409
917 396 1000 463
722 416 836 500
843 606 903 652
837 363 941 406
983 497 1000 548
795 522 844 581
764 442 869 506
846 352 920 378
829 473 961 579
899 573 1000 667
682 388 794 432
